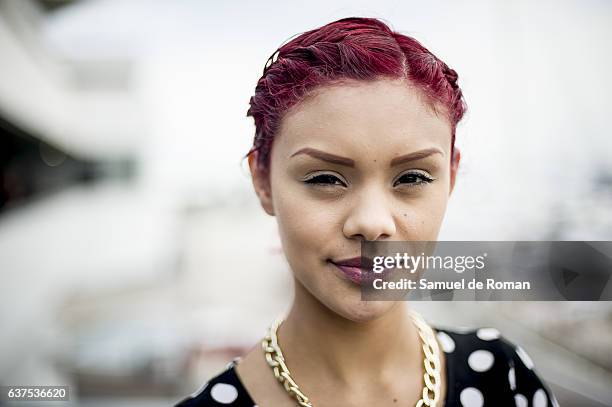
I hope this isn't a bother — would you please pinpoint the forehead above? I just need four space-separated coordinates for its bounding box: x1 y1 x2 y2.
275 78 452 157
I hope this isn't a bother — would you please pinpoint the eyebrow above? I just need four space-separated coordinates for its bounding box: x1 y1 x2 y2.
389 147 444 167
290 147 443 167
290 147 355 167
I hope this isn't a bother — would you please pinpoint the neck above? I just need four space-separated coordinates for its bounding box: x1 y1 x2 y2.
278 278 422 387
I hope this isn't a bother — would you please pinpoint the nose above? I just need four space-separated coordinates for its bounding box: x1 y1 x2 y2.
342 190 397 241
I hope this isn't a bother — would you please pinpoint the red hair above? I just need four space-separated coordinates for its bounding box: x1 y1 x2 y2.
246 17 466 174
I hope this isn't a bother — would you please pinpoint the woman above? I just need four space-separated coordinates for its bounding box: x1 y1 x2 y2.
176 17 557 407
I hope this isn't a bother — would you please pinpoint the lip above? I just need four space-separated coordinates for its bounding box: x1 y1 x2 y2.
329 256 376 285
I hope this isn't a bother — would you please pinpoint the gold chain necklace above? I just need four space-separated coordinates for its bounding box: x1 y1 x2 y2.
262 309 441 407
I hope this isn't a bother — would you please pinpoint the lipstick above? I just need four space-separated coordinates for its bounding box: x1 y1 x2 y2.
329 257 376 285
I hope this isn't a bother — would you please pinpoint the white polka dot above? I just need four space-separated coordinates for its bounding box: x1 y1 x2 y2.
508 367 516 391
476 327 501 341
468 349 495 372
459 387 484 407
437 331 456 353
516 346 534 370
533 388 548 407
514 393 528 407
210 383 238 404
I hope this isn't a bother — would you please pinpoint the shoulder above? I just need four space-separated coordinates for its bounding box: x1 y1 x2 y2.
174 359 257 407
434 326 559 407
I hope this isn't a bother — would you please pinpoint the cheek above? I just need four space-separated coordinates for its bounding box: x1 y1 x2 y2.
398 185 450 238
271 180 346 305
271 178 336 262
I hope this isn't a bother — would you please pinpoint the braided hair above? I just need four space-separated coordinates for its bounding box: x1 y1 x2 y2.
247 17 466 175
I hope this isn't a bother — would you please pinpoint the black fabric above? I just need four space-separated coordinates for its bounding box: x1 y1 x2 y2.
175 326 557 407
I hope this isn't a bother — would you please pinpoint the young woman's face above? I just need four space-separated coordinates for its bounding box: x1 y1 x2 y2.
252 78 459 322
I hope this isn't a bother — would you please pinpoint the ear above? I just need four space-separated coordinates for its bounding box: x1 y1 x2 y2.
449 147 461 195
248 153 275 216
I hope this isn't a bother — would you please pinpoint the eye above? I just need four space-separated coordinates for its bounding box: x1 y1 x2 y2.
303 173 347 187
393 171 435 188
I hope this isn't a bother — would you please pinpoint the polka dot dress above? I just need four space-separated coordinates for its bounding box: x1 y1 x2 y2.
438 327 557 407
174 326 558 406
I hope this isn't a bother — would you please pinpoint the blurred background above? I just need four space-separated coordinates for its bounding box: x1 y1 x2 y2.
0 0 611 405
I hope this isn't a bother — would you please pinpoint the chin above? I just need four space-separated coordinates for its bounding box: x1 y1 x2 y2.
328 297 397 323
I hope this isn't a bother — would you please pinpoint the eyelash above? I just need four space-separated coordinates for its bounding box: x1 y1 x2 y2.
302 172 435 188
303 173 347 187
393 172 436 187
